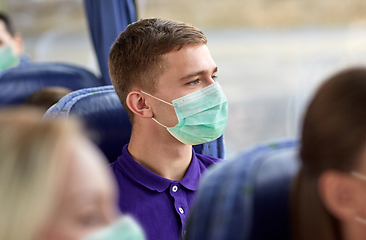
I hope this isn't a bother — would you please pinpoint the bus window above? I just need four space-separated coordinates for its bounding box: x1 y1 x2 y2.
138 0 366 158
5 0 99 76
5 0 366 158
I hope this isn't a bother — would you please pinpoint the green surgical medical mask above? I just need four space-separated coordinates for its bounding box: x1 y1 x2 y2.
141 82 228 145
0 45 19 71
81 215 146 240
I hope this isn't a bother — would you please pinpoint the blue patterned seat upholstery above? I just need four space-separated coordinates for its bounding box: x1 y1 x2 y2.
185 140 300 240
0 62 103 105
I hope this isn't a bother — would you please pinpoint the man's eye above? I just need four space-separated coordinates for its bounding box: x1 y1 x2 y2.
188 79 199 85
212 75 218 81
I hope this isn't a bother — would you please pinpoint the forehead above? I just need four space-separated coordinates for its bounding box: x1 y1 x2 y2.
163 44 214 73
61 138 115 203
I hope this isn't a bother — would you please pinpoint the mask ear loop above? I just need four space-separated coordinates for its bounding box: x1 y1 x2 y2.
140 90 173 128
355 216 366 225
351 171 366 225
140 90 174 106
352 171 366 181
151 118 169 128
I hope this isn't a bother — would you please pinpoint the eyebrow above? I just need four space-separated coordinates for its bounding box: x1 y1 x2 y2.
179 66 218 81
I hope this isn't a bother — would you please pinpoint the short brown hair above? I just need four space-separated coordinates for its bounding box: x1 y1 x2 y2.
108 18 207 122
292 67 366 240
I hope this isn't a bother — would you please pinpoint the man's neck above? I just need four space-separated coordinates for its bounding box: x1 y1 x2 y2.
127 123 193 181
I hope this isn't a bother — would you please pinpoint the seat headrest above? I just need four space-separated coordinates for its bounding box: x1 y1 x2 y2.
250 141 300 240
0 62 103 105
70 90 132 162
45 86 130 162
185 140 300 240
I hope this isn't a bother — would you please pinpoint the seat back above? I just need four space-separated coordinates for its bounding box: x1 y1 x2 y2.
45 86 225 163
0 62 103 105
185 140 300 240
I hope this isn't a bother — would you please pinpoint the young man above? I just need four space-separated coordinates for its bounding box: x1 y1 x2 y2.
108 18 228 240
0 12 30 71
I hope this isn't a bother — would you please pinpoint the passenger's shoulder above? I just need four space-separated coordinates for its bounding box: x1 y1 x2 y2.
109 160 117 168
108 144 129 170
195 153 222 167
108 160 119 174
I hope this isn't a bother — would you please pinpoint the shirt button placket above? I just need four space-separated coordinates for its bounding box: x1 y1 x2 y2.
170 183 187 228
170 182 188 234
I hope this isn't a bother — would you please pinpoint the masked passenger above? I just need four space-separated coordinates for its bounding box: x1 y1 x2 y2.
108 18 228 240
0 12 30 71
292 67 366 240
0 107 145 240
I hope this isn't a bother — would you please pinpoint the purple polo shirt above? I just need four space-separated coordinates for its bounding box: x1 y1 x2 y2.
110 144 221 240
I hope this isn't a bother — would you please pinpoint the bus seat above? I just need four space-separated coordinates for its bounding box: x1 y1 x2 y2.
0 62 103 106
44 85 226 163
185 139 300 240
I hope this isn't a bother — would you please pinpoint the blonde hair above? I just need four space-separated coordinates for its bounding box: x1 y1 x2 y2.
0 107 82 240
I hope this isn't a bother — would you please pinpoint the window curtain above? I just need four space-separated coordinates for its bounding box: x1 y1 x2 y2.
84 0 137 84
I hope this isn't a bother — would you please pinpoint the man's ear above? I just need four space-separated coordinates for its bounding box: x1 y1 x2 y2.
126 91 153 118
319 170 358 221
12 34 24 55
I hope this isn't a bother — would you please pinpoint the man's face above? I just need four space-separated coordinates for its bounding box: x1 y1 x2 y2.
148 44 218 127
0 20 23 55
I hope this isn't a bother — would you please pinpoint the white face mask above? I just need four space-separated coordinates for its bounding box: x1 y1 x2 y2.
351 171 366 225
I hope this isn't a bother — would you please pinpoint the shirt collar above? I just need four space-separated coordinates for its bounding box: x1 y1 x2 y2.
179 151 200 191
116 144 200 192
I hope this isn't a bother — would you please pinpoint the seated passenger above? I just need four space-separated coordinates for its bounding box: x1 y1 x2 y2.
108 18 228 240
0 107 145 240
0 12 30 71
24 86 72 111
184 67 366 240
292 67 366 240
